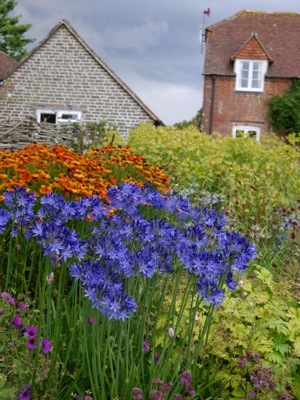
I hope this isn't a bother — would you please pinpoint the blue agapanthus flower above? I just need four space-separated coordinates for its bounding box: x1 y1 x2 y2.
0 209 12 233
0 183 256 320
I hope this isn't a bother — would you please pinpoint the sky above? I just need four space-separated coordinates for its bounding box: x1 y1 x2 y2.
13 0 300 125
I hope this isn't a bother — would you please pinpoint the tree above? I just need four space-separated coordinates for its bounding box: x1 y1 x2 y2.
268 80 300 136
173 108 202 130
0 0 34 61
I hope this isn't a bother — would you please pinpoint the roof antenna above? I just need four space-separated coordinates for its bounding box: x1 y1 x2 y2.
200 7 210 54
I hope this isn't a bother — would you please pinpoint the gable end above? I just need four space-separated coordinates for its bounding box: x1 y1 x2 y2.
231 33 273 62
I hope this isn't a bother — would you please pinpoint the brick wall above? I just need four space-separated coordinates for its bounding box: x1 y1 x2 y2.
0 26 154 139
202 75 292 136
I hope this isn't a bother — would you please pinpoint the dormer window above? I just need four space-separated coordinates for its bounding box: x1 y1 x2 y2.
234 59 268 92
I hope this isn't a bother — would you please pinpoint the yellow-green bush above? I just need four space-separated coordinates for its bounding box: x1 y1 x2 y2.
129 124 299 207
129 125 299 249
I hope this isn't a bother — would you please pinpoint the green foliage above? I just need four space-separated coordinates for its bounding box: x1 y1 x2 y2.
71 120 124 153
152 265 300 398
205 265 300 398
0 0 34 61
173 109 202 131
268 80 300 136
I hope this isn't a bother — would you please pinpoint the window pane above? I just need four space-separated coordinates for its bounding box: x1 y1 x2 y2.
240 62 249 88
251 62 262 88
242 70 249 79
253 62 260 70
236 130 244 138
40 113 56 124
248 131 257 139
242 61 249 70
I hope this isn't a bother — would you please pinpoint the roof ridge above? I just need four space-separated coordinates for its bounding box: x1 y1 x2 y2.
207 9 300 30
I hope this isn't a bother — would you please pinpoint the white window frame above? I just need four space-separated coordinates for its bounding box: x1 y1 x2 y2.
36 109 82 125
234 59 268 92
232 126 260 141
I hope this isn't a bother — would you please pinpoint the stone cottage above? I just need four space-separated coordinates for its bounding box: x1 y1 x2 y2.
202 10 300 140
0 19 160 139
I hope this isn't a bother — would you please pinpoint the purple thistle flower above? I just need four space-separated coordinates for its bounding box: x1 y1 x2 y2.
278 393 289 400
150 390 164 400
185 385 195 397
1 291 15 304
131 387 143 400
174 395 187 400
41 338 52 354
237 355 247 369
179 371 193 386
12 314 22 327
88 317 94 325
17 301 26 310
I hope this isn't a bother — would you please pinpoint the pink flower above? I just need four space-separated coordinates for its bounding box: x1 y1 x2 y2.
25 326 37 338
88 317 94 325
41 338 52 354
27 337 37 349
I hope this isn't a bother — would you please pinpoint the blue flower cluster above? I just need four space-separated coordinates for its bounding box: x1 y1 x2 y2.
0 183 256 320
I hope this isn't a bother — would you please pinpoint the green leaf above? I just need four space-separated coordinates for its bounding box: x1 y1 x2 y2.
0 388 15 400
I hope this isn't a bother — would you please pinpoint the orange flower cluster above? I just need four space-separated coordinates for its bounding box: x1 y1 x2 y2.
92 146 170 191
0 143 170 199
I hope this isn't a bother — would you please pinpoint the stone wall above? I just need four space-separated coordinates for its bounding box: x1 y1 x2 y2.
0 25 155 139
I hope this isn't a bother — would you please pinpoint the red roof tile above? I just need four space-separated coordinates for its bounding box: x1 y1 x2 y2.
0 51 18 80
204 10 300 78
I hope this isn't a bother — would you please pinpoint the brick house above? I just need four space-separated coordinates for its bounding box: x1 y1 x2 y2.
202 10 300 140
0 20 160 138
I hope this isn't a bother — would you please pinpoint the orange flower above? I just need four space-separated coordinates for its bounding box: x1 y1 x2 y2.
0 143 170 199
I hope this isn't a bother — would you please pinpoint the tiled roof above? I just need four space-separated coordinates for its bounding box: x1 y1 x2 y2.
204 10 300 78
0 51 18 80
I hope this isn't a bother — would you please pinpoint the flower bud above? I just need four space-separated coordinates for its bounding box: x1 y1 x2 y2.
166 327 175 338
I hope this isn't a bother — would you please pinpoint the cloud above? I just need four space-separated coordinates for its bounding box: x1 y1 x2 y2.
101 21 169 53
128 78 202 125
